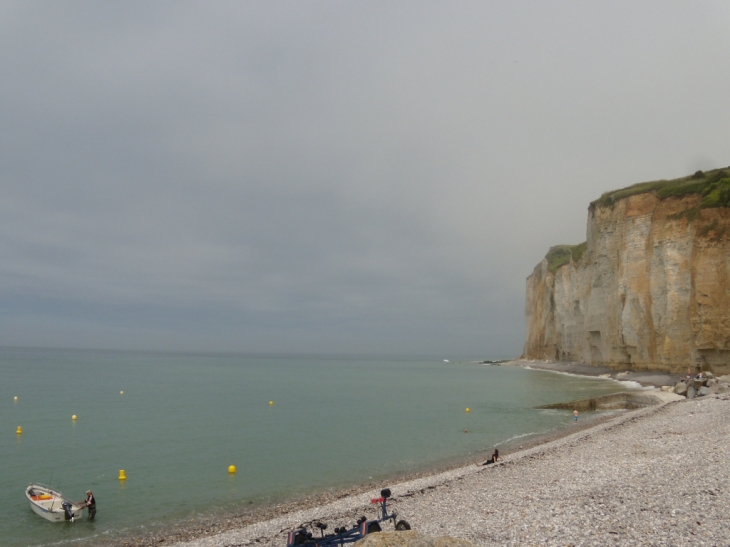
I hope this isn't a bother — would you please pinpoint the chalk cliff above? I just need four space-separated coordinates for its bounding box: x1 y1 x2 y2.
524 169 730 375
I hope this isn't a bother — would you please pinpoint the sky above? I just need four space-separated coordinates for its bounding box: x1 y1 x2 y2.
1 1 729 357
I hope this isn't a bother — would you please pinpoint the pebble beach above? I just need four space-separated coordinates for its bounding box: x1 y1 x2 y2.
153 393 730 547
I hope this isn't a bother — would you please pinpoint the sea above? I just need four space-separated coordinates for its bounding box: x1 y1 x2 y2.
0 347 637 547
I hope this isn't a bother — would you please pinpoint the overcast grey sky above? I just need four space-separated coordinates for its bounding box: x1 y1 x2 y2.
1 1 728 357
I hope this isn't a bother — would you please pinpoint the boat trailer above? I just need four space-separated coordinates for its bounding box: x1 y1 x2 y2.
286 488 410 547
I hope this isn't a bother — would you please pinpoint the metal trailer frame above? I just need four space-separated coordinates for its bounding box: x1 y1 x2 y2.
286 489 410 547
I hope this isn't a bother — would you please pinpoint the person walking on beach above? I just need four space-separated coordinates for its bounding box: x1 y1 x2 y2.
573 409 579 422
81 490 96 520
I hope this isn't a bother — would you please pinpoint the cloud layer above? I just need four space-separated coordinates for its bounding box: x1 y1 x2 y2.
2 1 729 356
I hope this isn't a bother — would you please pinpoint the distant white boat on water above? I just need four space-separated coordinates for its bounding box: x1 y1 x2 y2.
25 484 84 522
443 359 449 363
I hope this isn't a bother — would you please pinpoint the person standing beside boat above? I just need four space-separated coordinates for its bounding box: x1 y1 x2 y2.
81 490 96 520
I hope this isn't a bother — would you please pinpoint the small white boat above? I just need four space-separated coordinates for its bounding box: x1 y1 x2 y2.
25 484 84 522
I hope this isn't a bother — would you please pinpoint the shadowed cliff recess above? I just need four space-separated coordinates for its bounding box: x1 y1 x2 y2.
524 167 730 375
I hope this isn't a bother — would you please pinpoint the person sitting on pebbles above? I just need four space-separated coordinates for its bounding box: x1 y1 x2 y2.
479 448 499 466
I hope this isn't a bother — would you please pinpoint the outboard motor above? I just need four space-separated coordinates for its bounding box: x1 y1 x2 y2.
61 501 75 522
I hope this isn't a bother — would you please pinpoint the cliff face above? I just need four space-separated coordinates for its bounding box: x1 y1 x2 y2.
524 192 730 374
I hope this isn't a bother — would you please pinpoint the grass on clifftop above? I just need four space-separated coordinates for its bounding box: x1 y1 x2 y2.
545 242 587 274
545 167 730 274
592 167 730 209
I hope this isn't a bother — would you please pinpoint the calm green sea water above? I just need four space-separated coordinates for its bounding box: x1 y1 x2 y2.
0 348 630 546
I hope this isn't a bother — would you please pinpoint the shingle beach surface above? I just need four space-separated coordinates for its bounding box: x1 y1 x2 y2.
171 396 730 547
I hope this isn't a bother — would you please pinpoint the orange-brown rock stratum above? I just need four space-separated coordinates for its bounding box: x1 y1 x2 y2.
524 167 730 375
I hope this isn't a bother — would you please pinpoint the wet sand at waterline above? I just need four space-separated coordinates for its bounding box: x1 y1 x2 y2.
513 359 683 388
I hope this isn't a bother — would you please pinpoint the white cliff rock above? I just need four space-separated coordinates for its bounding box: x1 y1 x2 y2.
524 184 730 375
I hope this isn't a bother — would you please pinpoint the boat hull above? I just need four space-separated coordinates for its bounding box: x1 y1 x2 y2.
26 484 84 522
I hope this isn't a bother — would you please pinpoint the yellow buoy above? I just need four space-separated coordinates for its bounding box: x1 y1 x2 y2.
16 426 23 434
72 415 77 420
118 470 126 480
465 408 471 413
120 391 124 395
269 401 274 406
14 396 18 402
228 465 236 474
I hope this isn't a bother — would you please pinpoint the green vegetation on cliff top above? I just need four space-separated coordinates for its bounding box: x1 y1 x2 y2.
592 167 730 209
545 242 587 273
546 167 730 274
